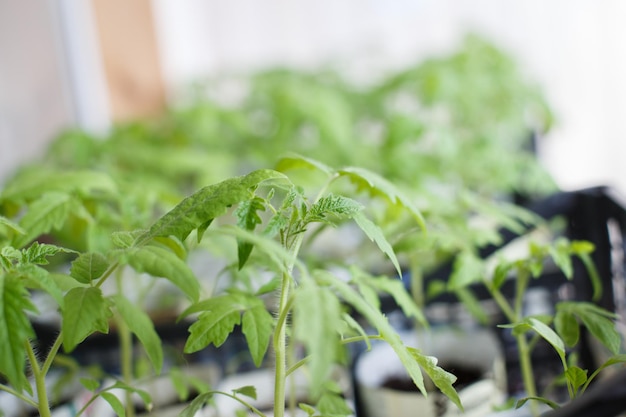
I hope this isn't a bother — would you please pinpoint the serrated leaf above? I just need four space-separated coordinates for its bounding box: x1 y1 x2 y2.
101 392 126 417
353 212 402 277
306 194 363 224
338 166 425 229
113 296 163 373
184 303 242 353
0 273 36 391
62 287 112 352
20 242 76 265
232 385 257 400
126 245 199 302
294 281 342 394
13 193 72 248
139 170 288 244
71 252 109 284
554 309 579 347
242 305 273 367
409 348 462 410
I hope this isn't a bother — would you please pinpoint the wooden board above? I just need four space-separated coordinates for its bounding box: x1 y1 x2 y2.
91 0 166 121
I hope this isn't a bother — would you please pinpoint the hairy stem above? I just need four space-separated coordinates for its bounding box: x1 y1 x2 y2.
273 272 291 417
26 341 52 417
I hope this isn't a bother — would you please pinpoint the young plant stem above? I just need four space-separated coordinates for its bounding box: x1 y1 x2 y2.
273 230 305 417
117 315 136 417
273 272 291 417
25 341 52 417
0 383 38 408
487 273 539 417
115 270 136 417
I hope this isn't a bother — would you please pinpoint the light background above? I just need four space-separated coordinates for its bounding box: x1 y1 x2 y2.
2 1 626 195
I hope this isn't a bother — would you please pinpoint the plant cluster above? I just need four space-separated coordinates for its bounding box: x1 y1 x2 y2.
0 33 623 417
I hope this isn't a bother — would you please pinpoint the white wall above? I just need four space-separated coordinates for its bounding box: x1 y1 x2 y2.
153 0 626 195
0 1 74 181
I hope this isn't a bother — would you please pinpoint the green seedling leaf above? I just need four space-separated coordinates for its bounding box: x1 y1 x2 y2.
0 273 36 391
126 245 199 302
317 271 428 396
139 169 288 244
152 236 188 260
242 304 273 367
235 196 266 269
62 287 112 352
317 390 354 416
576 251 602 302
306 194 363 224
299 403 317 416
101 392 126 417
558 302 621 355
491 261 513 291
232 385 257 400
516 396 559 410
180 392 213 417
409 348 462 411
12 192 72 248
342 312 372 351
70 252 109 284
184 296 244 353
554 309 579 347
18 264 65 308
20 242 76 265
565 366 588 396
531 318 566 357
338 166 425 228
109 380 153 410
570 240 595 254
0 216 25 237
364 275 428 327
549 238 574 279
454 287 489 325
0 170 116 203
449 251 484 289
111 230 144 249
169 367 189 401
275 154 335 176
353 211 402 277
294 281 342 394
113 296 164 373
80 377 101 392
